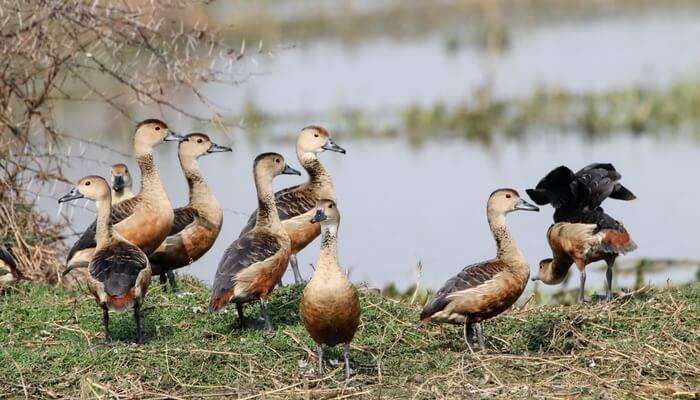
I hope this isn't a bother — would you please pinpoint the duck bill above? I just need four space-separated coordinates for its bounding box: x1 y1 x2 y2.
282 164 302 176
206 142 233 154
164 130 186 142
112 176 126 191
322 139 346 154
514 199 539 212
58 187 84 203
310 209 327 224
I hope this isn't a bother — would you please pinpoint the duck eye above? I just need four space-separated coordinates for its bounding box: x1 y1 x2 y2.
197 139 203 143
85 181 91 186
328 204 333 209
275 158 280 163
505 194 511 199
155 126 161 131
314 133 319 138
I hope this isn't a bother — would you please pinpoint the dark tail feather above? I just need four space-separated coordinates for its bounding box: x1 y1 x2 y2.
610 184 636 201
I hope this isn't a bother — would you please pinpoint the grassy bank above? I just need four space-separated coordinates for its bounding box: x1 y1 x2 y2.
1 279 698 398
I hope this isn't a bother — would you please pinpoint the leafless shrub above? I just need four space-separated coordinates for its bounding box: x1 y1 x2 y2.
0 0 242 282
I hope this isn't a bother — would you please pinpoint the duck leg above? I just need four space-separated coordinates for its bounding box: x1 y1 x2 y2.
101 304 110 341
259 300 273 331
236 303 247 328
290 254 304 284
578 269 587 303
159 273 167 286
316 345 325 376
343 342 352 380
134 302 143 344
166 270 178 292
605 259 615 302
463 322 475 352
474 322 486 352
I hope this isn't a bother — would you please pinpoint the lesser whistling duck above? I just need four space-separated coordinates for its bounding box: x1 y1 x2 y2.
527 163 637 302
60 176 152 343
239 126 345 283
149 133 232 291
110 163 135 205
420 189 539 351
0 246 22 285
300 199 360 379
210 153 301 330
66 119 183 269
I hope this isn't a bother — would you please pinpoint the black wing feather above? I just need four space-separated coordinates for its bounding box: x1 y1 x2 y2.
90 241 147 297
526 166 576 208
0 246 17 271
211 232 281 301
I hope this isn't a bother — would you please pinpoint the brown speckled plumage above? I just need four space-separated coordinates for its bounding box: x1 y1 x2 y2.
149 134 227 279
67 122 176 268
419 189 539 351
209 153 295 321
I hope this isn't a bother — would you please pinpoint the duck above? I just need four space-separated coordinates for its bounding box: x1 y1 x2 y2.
527 163 637 302
419 189 539 352
209 153 301 330
60 176 152 343
239 126 345 284
66 119 182 270
110 163 135 204
148 133 232 291
0 246 22 285
300 199 360 380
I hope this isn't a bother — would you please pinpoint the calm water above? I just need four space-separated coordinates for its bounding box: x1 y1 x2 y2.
48 9 700 294
205 9 700 116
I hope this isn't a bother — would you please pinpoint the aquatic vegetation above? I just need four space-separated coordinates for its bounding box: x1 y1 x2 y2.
325 81 700 146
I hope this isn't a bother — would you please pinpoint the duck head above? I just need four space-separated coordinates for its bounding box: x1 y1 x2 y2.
179 133 232 159
133 119 184 152
297 126 346 155
110 163 132 193
487 188 540 216
310 199 341 225
532 258 567 284
253 152 301 178
59 175 111 204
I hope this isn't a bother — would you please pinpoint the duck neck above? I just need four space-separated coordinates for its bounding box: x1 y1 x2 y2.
317 223 340 272
112 188 133 202
179 153 213 208
94 196 115 247
134 142 166 197
487 211 525 263
254 172 281 230
298 150 335 198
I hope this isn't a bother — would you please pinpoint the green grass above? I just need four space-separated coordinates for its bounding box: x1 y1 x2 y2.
1 279 698 398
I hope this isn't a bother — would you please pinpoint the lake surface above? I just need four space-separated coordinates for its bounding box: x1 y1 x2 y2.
48 8 700 295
